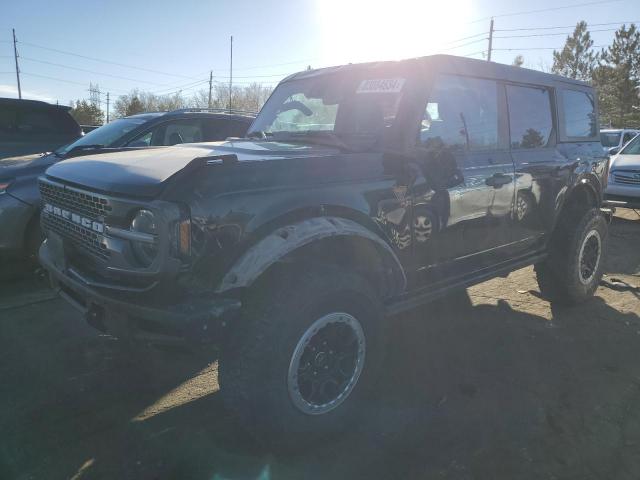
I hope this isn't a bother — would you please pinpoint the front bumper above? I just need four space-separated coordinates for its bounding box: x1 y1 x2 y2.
39 239 241 344
0 192 35 255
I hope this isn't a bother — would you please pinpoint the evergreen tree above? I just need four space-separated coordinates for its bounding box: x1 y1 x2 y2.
552 21 597 80
595 24 640 127
69 99 104 125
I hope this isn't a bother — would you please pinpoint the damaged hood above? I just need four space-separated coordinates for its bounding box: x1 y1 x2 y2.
43 140 338 197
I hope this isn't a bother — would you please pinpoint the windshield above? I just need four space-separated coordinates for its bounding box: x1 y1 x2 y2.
600 132 621 147
620 134 640 155
55 117 147 155
248 73 406 150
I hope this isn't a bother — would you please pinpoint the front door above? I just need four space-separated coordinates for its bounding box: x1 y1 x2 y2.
410 73 515 287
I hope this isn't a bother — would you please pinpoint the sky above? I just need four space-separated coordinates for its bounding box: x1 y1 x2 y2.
1 0 639 110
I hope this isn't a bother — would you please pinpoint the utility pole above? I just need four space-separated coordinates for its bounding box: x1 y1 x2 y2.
12 29 22 99
106 92 110 123
487 18 494 62
208 70 213 108
228 35 233 112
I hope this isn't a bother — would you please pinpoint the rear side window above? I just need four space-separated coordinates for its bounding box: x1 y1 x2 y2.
562 89 597 138
204 119 251 140
0 108 16 133
420 74 498 151
506 85 553 149
18 111 56 133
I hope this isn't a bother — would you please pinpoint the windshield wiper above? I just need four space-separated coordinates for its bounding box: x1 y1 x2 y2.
246 131 273 139
275 132 353 152
65 144 105 156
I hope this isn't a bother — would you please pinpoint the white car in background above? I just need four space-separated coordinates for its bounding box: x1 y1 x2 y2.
600 128 639 155
605 133 640 209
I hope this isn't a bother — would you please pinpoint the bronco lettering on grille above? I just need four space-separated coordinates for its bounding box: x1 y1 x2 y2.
44 203 104 234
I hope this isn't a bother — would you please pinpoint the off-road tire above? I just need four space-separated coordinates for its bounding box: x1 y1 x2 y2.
535 207 607 305
219 266 385 451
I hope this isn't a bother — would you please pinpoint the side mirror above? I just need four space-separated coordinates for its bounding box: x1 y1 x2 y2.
608 147 620 155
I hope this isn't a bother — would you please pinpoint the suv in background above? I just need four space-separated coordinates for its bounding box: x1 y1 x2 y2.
0 98 82 160
600 128 639 155
0 109 254 262
605 132 640 208
39 55 609 450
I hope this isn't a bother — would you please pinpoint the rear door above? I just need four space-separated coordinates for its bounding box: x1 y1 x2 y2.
411 73 515 285
505 83 559 256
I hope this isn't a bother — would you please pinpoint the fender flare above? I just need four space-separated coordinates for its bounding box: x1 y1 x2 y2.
215 216 407 296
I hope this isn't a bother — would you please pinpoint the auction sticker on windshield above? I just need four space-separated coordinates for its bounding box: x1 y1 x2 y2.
356 78 406 94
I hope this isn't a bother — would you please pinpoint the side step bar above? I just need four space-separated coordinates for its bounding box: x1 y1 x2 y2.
385 253 547 317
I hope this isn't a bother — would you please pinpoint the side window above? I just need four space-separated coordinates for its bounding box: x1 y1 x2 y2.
163 120 203 145
203 119 250 141
562 89 597 138
17 111 57 134
506 85 553 149
420 74 498 151
130 130 153 147
623 132 636 144
0 107 16 133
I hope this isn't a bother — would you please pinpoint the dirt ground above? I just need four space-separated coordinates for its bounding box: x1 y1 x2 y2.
1 210 639 480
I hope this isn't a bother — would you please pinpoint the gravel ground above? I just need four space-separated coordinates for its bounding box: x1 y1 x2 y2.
0 209 639 480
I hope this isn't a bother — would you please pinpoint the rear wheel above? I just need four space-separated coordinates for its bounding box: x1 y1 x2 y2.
535 207 607 305
219 266 385 451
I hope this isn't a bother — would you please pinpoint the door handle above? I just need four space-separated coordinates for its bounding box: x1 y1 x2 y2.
485 173 512 188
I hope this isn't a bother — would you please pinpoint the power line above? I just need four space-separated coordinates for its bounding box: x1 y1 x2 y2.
493 44 607 51
462 50 486 58
20 57 168 85
495 20 640 31
19 71 129 93
17 41 201 80
495 27 619 39
231 58 319 71
148 79 210 95
470 0 624 24
443 37 487 51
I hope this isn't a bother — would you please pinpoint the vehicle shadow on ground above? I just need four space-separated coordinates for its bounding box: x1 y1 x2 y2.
6 286 638 480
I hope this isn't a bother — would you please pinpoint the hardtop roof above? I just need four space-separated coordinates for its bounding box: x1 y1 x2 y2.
0 97 72 111
283 54 591 90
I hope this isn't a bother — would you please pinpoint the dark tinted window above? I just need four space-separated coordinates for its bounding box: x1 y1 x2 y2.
18 111 56 133
205 119 251 140
420 75 498 150
506 85 553 149
562 89 597 138
600 132 621 147
0 108 16 133
623 132 636 144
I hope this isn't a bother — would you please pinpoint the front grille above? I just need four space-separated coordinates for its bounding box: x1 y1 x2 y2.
613 171 640 186
41 214 109 260
39 181 111 218
39 180 110 261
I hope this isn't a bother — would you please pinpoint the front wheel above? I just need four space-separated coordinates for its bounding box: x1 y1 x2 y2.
535 208 608 305
219 267 385 451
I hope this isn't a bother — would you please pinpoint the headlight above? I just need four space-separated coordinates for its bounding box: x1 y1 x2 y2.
0 179 13 194
130 209 158 267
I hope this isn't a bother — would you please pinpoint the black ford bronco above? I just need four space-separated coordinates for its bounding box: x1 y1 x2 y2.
39 55 610 448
